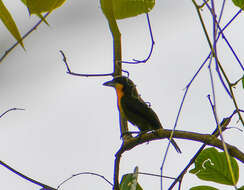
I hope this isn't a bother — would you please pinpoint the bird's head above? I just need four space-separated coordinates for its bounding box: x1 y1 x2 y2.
103 76 136 95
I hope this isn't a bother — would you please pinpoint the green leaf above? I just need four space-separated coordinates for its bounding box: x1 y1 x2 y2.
190 186 219 190
21 0 49 25
238 186 244 190
0 0 24 49
232 0 244 9
101 0 155 20
189 148 239 186
26 0 66 15
120 174 143 190
113 0 155 19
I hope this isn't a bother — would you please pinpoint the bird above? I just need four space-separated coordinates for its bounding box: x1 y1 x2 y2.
103 76 181 153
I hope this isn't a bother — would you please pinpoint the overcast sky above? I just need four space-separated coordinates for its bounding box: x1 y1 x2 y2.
0 0 243 190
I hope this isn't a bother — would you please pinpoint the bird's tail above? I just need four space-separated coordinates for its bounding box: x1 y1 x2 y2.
168 138 182 153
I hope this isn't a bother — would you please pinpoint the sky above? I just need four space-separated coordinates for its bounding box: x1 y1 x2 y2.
0 0 243 190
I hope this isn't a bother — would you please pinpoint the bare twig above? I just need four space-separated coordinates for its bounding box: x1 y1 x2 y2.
230 75 244 87
0 108 25 119
138 172 176 180
198 0 244 125
57 172 113 189
160 53 211 189
121 13 155 64
59 50 113 77
0 160 56 190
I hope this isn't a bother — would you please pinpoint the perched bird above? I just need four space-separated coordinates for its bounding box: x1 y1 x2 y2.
103 76 181 153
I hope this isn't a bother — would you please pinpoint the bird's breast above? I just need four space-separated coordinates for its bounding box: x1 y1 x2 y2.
115 87 124 113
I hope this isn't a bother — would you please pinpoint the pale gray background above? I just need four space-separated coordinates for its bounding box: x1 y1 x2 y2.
0 0 243 189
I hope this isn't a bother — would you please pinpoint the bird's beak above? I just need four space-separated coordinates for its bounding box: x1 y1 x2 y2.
103 80 116 87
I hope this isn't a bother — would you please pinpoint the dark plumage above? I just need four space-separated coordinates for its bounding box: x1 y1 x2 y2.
103 76 181 153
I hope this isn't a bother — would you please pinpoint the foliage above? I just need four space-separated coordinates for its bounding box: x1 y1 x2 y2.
190 186 218 190
111 0 155 19
120 169 143 190
0 0 67 50
232 0 244 9
190 148 240 189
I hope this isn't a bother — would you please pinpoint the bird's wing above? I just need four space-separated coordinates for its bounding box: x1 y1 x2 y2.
121 95 162 130
122 96 182 153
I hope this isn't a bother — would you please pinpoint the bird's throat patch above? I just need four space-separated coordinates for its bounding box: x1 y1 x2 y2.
115 83 124 112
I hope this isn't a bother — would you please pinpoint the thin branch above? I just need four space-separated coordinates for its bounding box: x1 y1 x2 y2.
160 53 211 189
59 50 113 77
114 148 122 190
0 108 25 118
196 9 243 99
138 172 176 180
121 13 155 64
59 50 71 73
217 9 244 71
218 0 226 24
0 160 56 190
57 172 113 189
204 0 244 96
198 0 238 185
0 13 50 63
222 9 242 32
195 0 232 98
207 94 218 125
198 0 210 8
230 76 244 87
193 0 244 127
202 1 244 126
66 72 113 77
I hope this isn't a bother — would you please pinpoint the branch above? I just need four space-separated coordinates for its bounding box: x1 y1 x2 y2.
193 0 244 126
158 53 211 189
121 13 155 64
100 0 131 141
138 172 176 180
0 108 55 189
57 172 113 189
59 50 113 77
0 160 56 190
113 129 244 190
0 108 25 118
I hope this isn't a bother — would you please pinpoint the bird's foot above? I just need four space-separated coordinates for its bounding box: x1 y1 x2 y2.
136 130 151 141
121 131 140 139
152 130 160 137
